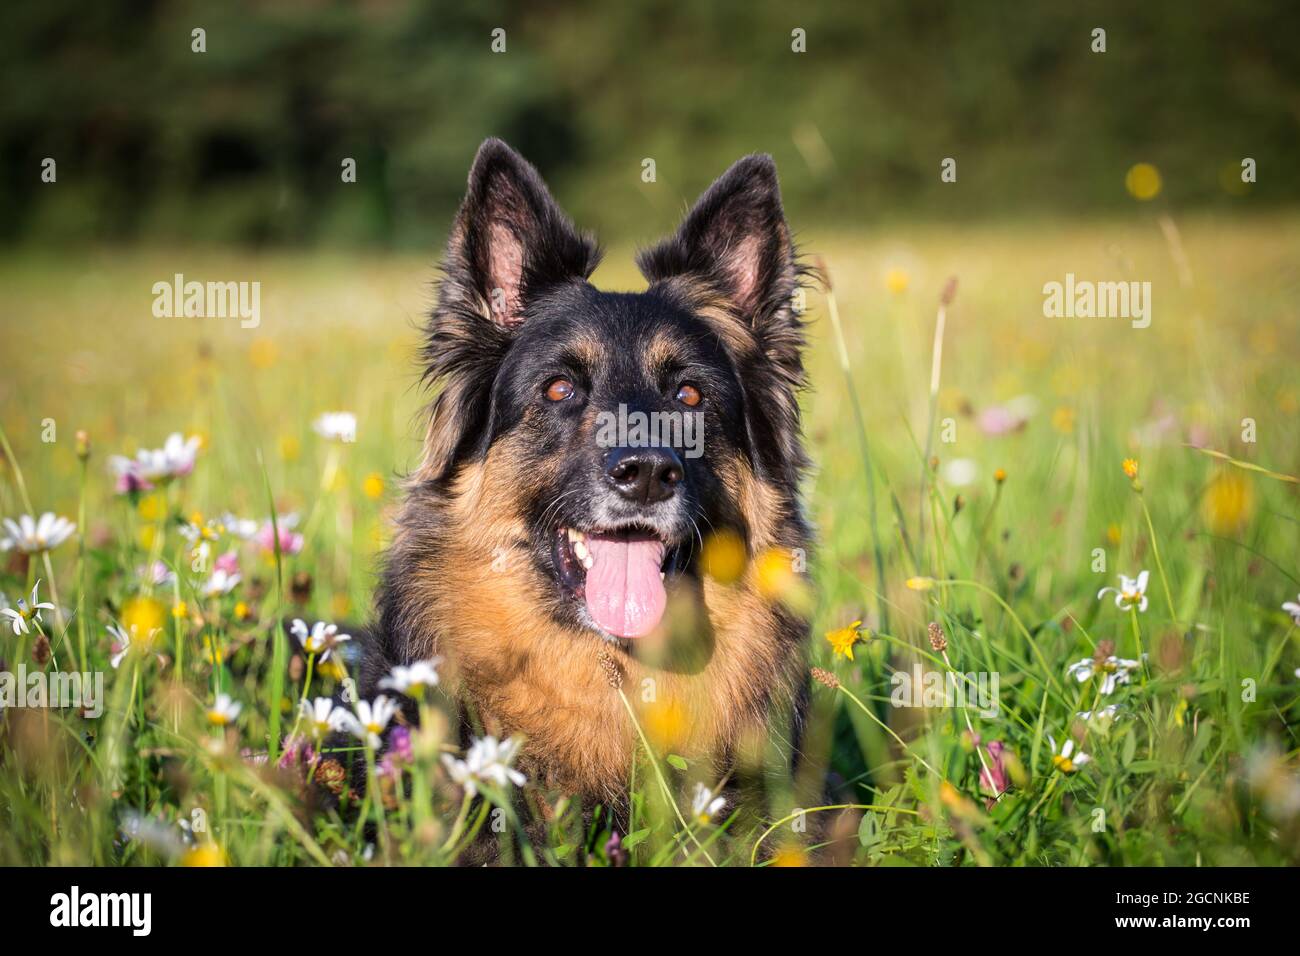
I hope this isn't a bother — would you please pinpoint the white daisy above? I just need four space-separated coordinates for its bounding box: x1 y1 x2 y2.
379 659 443 697
107 623 133 668
110 433 200 487
1282 594 1300 627
299 697 347 738
1077 704 1121 722
200 568 241 597
1049 735 1091 774
1 580 55 635
1097 571 1150 612
1066 654 1141 695
289 619 351 661
690 782 727 824
207 693 242 727
1 512 76 553
338 696 398 748
440 734 527 797
312 412 357 443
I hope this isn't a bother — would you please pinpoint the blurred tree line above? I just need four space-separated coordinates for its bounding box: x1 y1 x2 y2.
2 0 1296 249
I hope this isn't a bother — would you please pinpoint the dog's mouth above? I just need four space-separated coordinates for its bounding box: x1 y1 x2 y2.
552 524 685 640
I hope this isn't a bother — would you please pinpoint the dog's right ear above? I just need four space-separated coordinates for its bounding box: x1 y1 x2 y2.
443 138 600 330
419 140 600 484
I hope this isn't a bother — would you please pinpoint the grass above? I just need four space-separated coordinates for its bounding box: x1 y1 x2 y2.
1 210 1299 866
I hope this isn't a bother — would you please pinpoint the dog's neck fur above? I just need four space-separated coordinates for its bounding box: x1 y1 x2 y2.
374 438 809 803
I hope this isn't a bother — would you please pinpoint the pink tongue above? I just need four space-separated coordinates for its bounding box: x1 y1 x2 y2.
583 534 667 638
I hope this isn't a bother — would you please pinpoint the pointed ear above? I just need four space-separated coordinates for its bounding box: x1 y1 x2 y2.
637 154 800 332
445 138 600 329
638 156 813 490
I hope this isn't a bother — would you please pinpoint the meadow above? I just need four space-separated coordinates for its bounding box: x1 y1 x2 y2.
1 209 1298 866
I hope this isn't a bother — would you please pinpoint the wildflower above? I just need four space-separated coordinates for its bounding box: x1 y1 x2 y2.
109 433 200 491
1 512 76 553
1077 704 1121 722
207 693 242 727
1 581 55 635
201 568 241 598
179 514 227 545
314 759 347 795
941 458 978 487
979 740 1009 800
362 472 385 500
824 620 863 661
1202 472 1254 536
1051 406 1075 434
810 667 840 690
299 697 346 738
993 468 1007 484
312 412 357 443
885 267 910 295
691 782 726 824
1283 594 1300 627
1097 571 1149 612
213 550 240 576
700 528 747 584
1122 458 1139 480
1125 163 1162 201
278 736 316 772
121 595 166 637
1049 736 1091 774
256 514 304 556
106 623 139 668
1066 655 1141 695
137 561 176 586
31 633 50 665
339 696 398 748
605 830 629 867
379 658 443 697
172 601 189 619
440 734 527 797
905 576 936 591
289 619 351 661
927 621 948 653
220 514 260 540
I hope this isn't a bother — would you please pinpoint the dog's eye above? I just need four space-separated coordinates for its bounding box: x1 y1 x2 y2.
545 377 576 402
675 383 702 407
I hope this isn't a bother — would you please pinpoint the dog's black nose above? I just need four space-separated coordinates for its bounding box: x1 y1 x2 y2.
604 447 684 504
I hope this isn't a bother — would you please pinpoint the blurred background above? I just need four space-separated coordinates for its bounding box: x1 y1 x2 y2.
3 0 1298 250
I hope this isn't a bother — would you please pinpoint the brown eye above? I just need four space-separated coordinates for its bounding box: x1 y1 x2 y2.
545 377 575 402
675 383 702 407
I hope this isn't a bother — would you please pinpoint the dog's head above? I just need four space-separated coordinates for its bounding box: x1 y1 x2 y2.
416 139 810 642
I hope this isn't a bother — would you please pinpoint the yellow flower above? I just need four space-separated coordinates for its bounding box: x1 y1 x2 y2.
754 547 808 608
993 468 1007 484
136 492 166 522
885 268 910 295
700 528 747 584
824 620 863 661
1122 458 1139 480
1051 406 1075 434
1202 471 1254 536
279 434 301 462
121 596 166 640
171 601 188 619
642 699 687 751
233 600 250 621
770 846 809 867
362 472 385 500
905 576 935 591
1125 163 1162 201
330 593 351 619
182 844 226 867
248 337 277 370
1106 524 1122 546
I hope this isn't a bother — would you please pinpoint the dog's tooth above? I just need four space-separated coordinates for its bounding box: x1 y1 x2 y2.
582 555 594 570
566 527 578 543
573 539 589 561
660 571 665 580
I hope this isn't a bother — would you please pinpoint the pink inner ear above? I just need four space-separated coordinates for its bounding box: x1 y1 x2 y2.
722 233 764 318
488 220 525 328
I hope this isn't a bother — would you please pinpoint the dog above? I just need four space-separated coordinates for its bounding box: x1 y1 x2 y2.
362 139 814 814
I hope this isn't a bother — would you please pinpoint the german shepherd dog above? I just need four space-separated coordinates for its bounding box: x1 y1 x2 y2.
362 139 813 816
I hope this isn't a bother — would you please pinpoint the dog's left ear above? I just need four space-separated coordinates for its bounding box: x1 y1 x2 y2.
637 154 803 359
639 156 810 487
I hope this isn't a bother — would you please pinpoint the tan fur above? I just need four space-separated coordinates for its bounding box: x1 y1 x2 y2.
398 438 803 802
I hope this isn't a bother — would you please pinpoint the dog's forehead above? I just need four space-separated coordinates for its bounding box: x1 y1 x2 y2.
518 286 708 372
